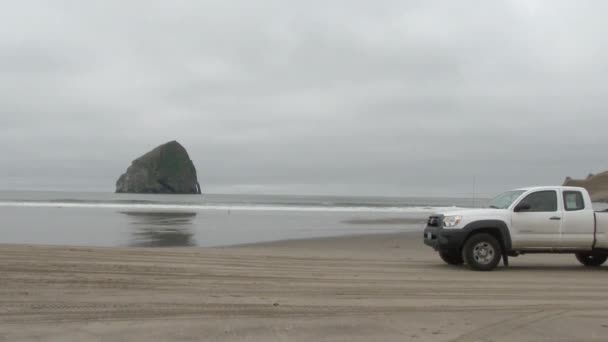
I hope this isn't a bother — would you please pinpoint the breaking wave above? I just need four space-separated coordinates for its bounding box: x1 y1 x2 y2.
0 200 455 213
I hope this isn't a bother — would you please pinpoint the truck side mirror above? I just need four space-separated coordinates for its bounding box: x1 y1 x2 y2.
514 202 532 212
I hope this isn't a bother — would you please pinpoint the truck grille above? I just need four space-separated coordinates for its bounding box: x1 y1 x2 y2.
427 216 441 227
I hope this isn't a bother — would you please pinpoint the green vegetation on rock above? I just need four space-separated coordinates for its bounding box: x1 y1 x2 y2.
564 171 608 202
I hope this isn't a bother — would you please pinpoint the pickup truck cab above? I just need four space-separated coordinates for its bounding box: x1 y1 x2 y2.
424 186 608 271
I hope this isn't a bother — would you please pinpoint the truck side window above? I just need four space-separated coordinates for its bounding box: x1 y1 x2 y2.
564 191 585 211
519 191 558 212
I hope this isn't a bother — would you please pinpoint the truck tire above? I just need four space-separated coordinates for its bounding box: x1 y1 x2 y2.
462 233 502 271
439 251 464 265
575 253 608 267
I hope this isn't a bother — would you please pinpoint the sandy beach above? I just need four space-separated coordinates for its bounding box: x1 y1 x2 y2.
1 232 608 341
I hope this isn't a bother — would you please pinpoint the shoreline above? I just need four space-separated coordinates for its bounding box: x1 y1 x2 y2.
1 232 607 341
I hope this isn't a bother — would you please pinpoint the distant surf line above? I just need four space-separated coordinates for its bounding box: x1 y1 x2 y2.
0 201 457 213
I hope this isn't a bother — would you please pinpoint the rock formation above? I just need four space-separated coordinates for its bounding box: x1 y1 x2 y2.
116 141 202 194
563 171 608 202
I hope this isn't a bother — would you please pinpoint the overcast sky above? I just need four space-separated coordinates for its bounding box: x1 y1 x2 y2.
1 0 607 197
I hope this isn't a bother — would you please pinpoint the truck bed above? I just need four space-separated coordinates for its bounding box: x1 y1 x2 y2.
594 211 608 249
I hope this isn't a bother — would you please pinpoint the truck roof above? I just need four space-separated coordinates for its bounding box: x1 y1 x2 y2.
515 186 587 192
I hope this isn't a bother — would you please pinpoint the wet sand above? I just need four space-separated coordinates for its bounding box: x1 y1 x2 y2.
1 232 608 341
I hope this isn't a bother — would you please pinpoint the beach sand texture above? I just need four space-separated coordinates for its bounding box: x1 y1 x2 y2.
1 232 608 341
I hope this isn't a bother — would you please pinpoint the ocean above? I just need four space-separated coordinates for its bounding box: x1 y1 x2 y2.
0 191 480 248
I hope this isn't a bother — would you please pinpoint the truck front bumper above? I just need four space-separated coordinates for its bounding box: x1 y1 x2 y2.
424 226 468 252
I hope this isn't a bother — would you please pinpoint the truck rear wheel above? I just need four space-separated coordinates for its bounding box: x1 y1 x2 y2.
439 250 464 265
462 233 502 271
575 253 608 267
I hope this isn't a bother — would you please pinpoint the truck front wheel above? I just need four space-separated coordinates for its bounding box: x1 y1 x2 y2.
439 250 464 265
575 253 608 267
462 233 502 271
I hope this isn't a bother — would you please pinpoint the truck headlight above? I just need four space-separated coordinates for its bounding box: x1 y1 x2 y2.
443 216 462 228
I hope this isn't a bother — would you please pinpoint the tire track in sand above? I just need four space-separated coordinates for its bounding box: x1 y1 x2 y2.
449 309 569 342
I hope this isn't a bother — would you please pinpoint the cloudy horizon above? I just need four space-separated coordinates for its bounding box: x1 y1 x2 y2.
1 1 608 197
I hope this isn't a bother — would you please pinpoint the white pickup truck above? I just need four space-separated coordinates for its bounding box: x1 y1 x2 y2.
424 186 608 271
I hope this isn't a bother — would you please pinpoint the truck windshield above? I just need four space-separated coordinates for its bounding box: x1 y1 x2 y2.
488 190 526 209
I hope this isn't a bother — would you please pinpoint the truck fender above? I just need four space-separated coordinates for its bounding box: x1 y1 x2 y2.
462 220 512 252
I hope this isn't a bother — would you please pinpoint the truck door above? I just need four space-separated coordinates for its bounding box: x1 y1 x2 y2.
511 190 562 248
560 190 595 248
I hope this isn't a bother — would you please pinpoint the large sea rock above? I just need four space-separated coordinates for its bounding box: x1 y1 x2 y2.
116 141 202 194
564 171 608 202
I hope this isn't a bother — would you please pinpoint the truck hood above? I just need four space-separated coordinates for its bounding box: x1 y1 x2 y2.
435 208 508 217
433 208 510 228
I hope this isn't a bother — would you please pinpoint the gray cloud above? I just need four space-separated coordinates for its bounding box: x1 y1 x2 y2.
1 0 608 196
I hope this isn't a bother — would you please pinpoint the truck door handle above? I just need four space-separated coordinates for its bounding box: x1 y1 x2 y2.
550 217 561 221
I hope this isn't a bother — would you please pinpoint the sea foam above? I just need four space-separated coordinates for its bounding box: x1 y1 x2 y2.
0 200 456 213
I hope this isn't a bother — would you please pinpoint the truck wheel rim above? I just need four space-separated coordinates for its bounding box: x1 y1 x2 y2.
473 242 495 265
